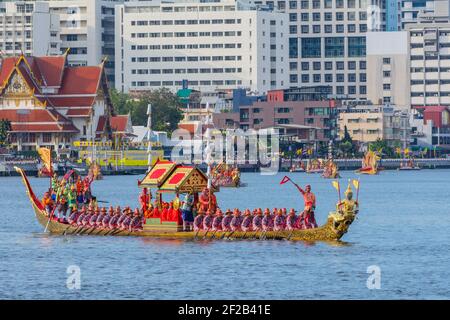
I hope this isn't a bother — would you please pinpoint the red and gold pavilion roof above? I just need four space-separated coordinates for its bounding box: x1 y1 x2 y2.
159 166 209 193
139 160 178 188
139 160 211 193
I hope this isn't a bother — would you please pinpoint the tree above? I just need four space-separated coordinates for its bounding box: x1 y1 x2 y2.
0 119 11 147
338 125 356 158
110 88 183 135
342 125 353 144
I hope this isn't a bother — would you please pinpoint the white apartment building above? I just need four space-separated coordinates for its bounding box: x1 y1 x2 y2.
401 0 449 29
366 31 409 108
47 0 124 85
115 0 289 94
0 1 60 56
409 22 450 108
255 0 387 99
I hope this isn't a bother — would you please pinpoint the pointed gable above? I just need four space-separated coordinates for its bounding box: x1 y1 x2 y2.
32 56 66 88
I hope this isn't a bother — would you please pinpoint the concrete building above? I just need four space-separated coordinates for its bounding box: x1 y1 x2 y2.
255 0 387 99
408 22 450 109
0 1 60 56
213 99 336 145
366 31 409 108
47 0 124 85
386 0 400 31
338 103 410 147
401 0 449 29
115 0 289 94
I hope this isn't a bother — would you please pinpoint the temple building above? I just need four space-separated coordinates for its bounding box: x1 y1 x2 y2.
0 53 115 155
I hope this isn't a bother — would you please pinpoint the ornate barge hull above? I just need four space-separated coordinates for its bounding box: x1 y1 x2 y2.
17 167 355 242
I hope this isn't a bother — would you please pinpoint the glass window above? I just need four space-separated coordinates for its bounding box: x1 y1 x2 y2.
313 62 321 70
325 37 345 57
313 13 321 21
324 12 332 21
348 86 356 95
301 38 322 58
301 0 309 9
302 74 310 83
360 73 367 82
348 73 356 82
325 61 333 70
325 25 333 33
360 86 367 94
301 25 309 34
301 13 309 21
289 25 297 34
289 38 298 58
348 36 366 57
313 74 321 82
301 62 310 70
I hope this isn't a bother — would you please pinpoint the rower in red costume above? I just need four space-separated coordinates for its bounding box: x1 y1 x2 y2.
295 184 318 229
160 202 169 221
151 201 161 218
199 188 217 212
139 188 151 213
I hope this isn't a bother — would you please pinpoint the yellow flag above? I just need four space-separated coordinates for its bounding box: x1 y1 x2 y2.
37 147 52 173
404 148 410 155
296 148 302 156
352 179 359 190
307 148 313 155
395 147 401 154
332 180 340 191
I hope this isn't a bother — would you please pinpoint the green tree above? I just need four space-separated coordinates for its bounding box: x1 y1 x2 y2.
338 125 356 157
0 119 12 147
110 88 183 134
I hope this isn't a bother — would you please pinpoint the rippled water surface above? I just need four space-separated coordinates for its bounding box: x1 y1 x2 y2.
0 170 449 299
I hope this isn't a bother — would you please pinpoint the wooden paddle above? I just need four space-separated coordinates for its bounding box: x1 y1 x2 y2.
202 228 211 240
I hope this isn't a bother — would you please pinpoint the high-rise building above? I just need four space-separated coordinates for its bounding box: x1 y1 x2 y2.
338 103 410 147
0 1 60 56
115 0 289 94
400 0 450 29
366 31 409 108
386 0 400 31
255 0 387 99
409 22 450 109
46 0 124 86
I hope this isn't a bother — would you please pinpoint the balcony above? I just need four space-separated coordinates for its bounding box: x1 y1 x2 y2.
411 96 425 105
440 59 450 67
425 96 440 105
411 73 424 81
425 72 439 80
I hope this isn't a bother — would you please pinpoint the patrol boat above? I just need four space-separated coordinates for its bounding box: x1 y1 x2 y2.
16 165 358 242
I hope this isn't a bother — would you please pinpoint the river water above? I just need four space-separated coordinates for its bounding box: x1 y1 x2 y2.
0 170 449 299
